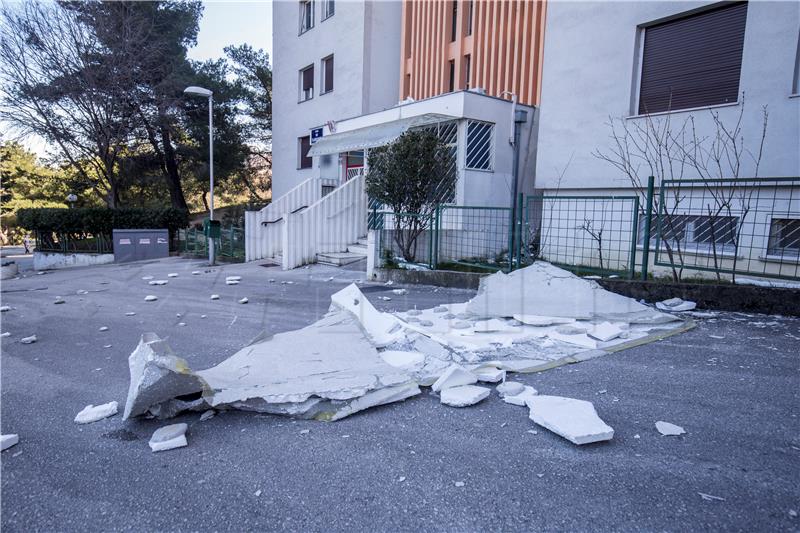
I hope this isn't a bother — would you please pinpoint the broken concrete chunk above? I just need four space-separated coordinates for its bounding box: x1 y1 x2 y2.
20 335 37 344
496 381 526 397
0 306 10 312
225 276 242 283
655 421 686 436
548 331 598 349
380 350 426 370
226 280 240 285
330 284 404 347
1 434 19 451
192 271 201 275
1 332 9 338
199 410 216 422
586 322 624 342
167 273 178 278
527 395 614 445
431 364 477 392
656 298 697 312
210 294 220 300
473 366 506 383
74 401 118 424
433 306 448 313
142 276 154 280
149 280 168 286
144 295 158 302
53 297 65 305
99 326 109 332
440 385 491 407
502 386 538 406
149 423 188 452
125 312 136 316
391 288 407 295
238 297 249 304
474 319 517 333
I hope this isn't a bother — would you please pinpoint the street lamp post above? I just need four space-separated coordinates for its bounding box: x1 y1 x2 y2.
66 193 77 209
184 85 215 265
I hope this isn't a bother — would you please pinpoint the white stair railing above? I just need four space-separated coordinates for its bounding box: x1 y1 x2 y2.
282 174 367 269
244 177 324 262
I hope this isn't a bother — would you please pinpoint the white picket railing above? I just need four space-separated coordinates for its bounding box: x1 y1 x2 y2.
282 174 367 269
244 177 323 262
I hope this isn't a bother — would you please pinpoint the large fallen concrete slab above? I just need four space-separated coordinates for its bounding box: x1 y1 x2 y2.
466 262 676 323
527 395 614 445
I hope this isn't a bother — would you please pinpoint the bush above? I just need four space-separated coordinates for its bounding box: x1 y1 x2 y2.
16 207 189 234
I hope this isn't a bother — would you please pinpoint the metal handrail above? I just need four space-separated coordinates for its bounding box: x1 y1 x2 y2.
261 205 309 226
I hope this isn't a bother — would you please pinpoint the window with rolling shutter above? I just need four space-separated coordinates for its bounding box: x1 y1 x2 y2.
298 136 312 169
322 55 334 94
299 65 314 101
638 2 748 115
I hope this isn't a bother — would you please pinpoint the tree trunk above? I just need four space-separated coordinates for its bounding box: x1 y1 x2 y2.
158 119 189 211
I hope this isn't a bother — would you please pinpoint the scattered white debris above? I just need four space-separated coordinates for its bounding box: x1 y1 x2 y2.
0 306 10 312
200 315 207 319
586 322 624 342
226 280 240 286
20 335 37 344
254 489 262 497
698 492 725 502
1 434 19 451
125 312 136 316
99 326 109 332
377 296 392 301
502 386 538 407
226 276 242 283
735 277 800 289
210 294 220 300
656 298 696 312
74 401 118 424
473 366 506 383
431 364 478 392
380 351 426 370
789 509 798 518
454 481 465 487
398 476 406 482
708 335 724 340
199 410 216 422
142 276 154 280
268 279 275 283
149 280 168 286
144 295 158 302
104 344 112 349
192 271 201 275
54 297 65 305
655 421 686 436
76 289 88 295
549 330 598 349
527 395 614 445
633 434 640 439
440 385 491 407
473 319 517 333
384 281 393 286
238 297 249 304
391 288 407 296
496 381 526 397
299 429 310 435
177 322 186 327
527 430 538 435
149 423 188 452
168 273 178 278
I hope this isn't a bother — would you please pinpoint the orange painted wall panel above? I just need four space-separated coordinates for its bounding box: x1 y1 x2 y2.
399 0 546 106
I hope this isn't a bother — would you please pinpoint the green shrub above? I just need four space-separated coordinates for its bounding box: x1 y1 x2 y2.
16 208 189 234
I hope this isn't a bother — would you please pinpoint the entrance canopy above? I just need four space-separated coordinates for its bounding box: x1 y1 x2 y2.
306 113 457 157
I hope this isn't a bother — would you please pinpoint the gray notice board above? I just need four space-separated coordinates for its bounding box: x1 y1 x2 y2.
113 229 169 263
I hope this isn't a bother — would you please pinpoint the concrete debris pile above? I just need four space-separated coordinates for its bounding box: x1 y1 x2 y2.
121 262 687 435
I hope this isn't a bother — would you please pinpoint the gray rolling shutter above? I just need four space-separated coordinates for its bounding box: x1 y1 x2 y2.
638 2 748 115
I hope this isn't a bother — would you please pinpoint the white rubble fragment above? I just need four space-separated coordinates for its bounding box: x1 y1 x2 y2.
473 319 517 333
104 344 112 349
440 385 491 407
299 429 310 435
548 331 598 349
142 276 154 280
384 280 394 286
0 306 10 312
398 476 406 482
655 421 686 436
149 280 168 286
226 280 240 285
698 492 725 502
656 298 696 312
20 335 37 344
527 395 614 445
177 322 186 327
168 273 178 278
238 297 249 304
391 288 407 295
496 381 525 397
125 312 136 316
473 366 506 383
1 434 19 451
226 276 242 282
199 410 216 421
586 322 624 342
330 284 405 347
502 386 538 406
431 364 478 392
254 489 262 497
1 332 9 338
54 297 65 304
513 315 573 326
149 423 188 452
380 351 426 370
74 401 118 424
377 296 391 301
210 294 220 300
99 326 109 332
454 481 465 487
192 271 201 275
200 315 207 319
144 295 158 302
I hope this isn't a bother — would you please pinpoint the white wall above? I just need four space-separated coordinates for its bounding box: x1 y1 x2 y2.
271 0 402 200
535 1 800 192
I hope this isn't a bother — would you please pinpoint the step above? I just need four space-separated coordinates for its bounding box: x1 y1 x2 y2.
356 237 368 247
347 243 368 255
262 254 282 266
316 251 367 267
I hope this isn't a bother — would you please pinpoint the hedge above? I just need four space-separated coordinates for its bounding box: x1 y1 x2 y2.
16 208 190 234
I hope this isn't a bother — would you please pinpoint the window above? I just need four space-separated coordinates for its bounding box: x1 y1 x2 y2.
463 55 471 89
450 1 458 42
299 0 314 34
793 31 800 95
448 60 455 93
637 2 747 114
415 121 458 203
298 136 312 169
768 218 800 257
465 120 493 171
321 55 334 94
467 0 473 36
299 65 314 101
322 0 334 20
638 214 738 253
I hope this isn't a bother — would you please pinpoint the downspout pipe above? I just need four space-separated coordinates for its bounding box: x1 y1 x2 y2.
511 108 528 266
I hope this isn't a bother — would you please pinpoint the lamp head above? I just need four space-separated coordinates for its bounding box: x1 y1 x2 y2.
184 86 213 98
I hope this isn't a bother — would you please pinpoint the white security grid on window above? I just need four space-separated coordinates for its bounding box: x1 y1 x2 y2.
322 0 334 20
767 218 800 257
299 65 314 101
413 121 458 204
639 214 738 254
299 0 314 34
465 120 493 171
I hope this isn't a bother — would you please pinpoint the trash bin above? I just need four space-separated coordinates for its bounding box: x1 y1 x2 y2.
203 219 221 239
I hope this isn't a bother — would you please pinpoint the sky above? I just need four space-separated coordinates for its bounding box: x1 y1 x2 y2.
188 1 273 62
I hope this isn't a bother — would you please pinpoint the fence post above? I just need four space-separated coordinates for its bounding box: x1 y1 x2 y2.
641 175 655 281
629 196 640 279
432 205 441 270
516 193 524 269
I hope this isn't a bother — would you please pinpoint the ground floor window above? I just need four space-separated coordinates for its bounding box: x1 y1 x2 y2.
465 120 493 171
767 218 800 257
298 136 312 169
639 214 738 253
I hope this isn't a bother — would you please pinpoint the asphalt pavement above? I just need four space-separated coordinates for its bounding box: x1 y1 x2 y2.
1 258 798 531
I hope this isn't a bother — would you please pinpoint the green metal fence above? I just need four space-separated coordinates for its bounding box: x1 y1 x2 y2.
434 205 514 272
522 195 640 277
654 177 800 280
376 211 436 269
179 225 245 262
34 230 113 254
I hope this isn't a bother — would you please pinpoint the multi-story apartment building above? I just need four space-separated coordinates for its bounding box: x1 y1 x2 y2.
271 0 402 199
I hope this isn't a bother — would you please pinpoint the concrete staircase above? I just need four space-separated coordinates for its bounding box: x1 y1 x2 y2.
316 237 368 266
